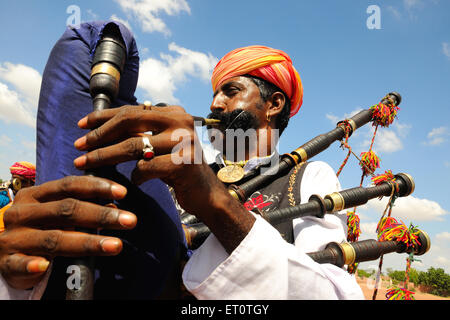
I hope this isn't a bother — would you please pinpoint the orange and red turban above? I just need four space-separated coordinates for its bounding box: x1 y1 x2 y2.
211 45 303 117
9 161 36 181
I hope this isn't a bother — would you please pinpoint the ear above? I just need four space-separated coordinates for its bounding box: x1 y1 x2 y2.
266 92 286 120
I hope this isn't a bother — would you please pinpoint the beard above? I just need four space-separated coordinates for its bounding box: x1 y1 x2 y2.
206 109 262 160
207 108 260 132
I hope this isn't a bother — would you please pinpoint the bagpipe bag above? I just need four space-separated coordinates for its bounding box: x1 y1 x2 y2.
36 21 186 299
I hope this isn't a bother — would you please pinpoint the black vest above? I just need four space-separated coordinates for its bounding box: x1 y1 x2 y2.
238 162 309 243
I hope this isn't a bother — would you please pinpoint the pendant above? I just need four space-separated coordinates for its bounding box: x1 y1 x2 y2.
217 165 245 184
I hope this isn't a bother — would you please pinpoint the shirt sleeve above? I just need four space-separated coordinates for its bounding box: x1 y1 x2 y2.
182 161 364 300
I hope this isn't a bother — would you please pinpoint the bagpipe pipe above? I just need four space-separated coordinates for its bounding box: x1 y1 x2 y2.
182 92 432 267
227 91 402 203
183 172 431 265
181 91 402 228
66 23 127 300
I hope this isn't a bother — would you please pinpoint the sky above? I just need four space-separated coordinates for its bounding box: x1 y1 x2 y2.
0 0 449 276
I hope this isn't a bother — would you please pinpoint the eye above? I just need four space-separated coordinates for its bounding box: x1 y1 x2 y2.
225 86 240 96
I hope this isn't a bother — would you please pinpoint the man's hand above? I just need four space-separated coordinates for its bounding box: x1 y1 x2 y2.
73 105 255 253
0 176 137 290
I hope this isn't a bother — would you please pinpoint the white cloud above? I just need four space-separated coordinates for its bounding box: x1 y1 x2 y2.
403 0 422 9
386 6 402 19
325 108 363 126
0 83 36 127
424 126 449 146
442 42 450 60
0 62 41 107
371 129 403 153
110 14 132 32
364 195 448 221
361 125 404 154
436 232 450 240
0 62 41 128
115 0 190 36
137 43 218 104
360 222 378 238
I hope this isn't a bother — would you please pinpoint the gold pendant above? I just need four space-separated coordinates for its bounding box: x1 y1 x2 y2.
217 165 245 184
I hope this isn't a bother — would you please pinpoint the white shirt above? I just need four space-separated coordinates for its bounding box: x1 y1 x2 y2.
182 161 365 300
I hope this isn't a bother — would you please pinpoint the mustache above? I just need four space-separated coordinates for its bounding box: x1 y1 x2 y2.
207 109 259 131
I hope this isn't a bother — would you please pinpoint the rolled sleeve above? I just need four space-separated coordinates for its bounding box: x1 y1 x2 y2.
182 216 363 300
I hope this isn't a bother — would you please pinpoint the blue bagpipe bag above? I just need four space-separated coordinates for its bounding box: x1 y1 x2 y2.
36 20 186 299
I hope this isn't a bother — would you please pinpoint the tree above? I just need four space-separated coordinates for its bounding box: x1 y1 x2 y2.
418 267 450 297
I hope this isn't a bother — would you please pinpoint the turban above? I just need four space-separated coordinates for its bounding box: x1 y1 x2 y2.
9 161 36 181
211 45 303 117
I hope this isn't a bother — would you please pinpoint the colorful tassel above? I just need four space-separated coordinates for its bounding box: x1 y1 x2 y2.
359 150 380 176
385 287 416 300
377 217 421 249
370 102 400 128
347 211 361 242
371 170 395 186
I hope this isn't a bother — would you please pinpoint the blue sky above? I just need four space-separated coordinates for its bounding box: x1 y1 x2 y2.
0 0 449 275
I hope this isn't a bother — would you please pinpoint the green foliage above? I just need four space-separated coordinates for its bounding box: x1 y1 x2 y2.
387 267 450 297
417 267 450 297
357 269 375 278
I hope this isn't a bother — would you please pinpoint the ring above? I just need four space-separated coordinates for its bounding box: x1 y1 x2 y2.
143 101 152 110
142 136 155 160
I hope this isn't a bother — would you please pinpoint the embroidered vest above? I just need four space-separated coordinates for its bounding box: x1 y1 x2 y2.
242 162 309 243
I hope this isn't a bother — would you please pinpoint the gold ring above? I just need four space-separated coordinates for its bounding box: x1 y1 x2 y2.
143 101 152 110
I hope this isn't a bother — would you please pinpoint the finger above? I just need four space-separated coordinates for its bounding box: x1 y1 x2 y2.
78 104 186 130
0 253 50 289
11 228 123 257
0 253 49 275
3 200 137 230
30 176 127 202
75 108 168 151
74 106 191 151
131 154 181 185
78 107 126 129
73 133 174 170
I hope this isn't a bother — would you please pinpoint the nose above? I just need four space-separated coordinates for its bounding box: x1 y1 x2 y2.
210 92 226 113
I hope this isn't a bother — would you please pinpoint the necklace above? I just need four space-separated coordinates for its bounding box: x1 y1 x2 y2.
216 158 249 184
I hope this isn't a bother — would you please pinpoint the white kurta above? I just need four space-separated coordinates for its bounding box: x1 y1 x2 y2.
182 161 365 300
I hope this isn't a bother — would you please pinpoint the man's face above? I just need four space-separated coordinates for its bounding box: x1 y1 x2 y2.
207 76 266 132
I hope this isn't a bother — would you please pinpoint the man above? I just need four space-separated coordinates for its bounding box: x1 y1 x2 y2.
0 162 36 232
71 45 364 299
0 26 363 298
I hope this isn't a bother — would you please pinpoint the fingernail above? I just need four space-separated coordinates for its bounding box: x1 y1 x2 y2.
73 155 87 168
27 259 50 273
111 185 127 198
101 238 122 253
78 116 88 128
118 213 136 228
74 136 87 150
